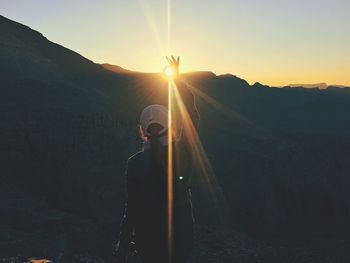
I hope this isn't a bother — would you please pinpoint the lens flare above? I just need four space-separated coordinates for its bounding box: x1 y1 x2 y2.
184 82 276 139
172 84 230 224
164 66 175 78
167 79 174 263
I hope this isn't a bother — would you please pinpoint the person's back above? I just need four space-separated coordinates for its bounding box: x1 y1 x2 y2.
116 56 199 263
126 140 195 263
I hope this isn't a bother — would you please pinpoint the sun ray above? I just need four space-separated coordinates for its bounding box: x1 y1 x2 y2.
167 0 171 53
167 79 174 263
138 0 166 58
185 83 279 139
172 83 231 225
166 1 173 261
187 83 255 126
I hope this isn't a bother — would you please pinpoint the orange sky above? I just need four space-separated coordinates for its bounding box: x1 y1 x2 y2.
2 0 350 86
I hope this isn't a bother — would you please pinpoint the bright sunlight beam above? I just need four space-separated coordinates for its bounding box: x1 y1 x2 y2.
142 0 230 260
167 79 174 263
171 83 230 225
164 66 175 78
139 0 166 58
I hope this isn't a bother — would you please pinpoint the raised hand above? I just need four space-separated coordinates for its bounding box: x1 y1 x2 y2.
166 55 180 79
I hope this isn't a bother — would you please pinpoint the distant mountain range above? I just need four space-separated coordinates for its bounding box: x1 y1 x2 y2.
1 14 350 258
286 83 347 89
100 65 350 90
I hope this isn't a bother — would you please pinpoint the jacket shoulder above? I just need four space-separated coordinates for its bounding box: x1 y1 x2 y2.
125 150 149 184
127 150 148 167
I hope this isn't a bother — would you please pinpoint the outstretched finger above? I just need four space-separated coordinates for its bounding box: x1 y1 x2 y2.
171 55 177 64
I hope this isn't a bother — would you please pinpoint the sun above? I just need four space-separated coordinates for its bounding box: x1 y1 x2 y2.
164 66 174 78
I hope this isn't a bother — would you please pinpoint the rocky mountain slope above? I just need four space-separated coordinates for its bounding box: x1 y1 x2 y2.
1 14 350 261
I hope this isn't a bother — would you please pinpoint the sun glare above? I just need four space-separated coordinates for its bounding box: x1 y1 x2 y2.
164 66 174 78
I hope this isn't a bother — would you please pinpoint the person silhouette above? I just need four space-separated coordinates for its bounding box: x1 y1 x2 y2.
115 56 199 263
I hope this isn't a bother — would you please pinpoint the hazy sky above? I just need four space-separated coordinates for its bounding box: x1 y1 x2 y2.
2 0 350 86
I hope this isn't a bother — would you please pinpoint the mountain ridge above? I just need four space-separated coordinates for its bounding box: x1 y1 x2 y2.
1 14 350 260
2 14 349 90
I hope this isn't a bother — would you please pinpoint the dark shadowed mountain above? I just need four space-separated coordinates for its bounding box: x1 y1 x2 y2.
1 15 350 261
286 83 349 89
287 83 328 89
100 63 138 74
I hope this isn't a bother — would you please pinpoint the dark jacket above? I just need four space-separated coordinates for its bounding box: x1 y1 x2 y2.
119 80 199 263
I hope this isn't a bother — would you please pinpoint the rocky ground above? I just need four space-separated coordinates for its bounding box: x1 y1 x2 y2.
2 225 350 263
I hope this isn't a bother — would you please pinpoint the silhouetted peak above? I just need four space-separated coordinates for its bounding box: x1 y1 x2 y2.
216 74 250 88
0 15 46 44
252 82 270 89
218 73 237 78
0 14 117 91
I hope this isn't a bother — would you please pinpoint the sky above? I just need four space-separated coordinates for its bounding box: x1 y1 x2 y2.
1 0 350 86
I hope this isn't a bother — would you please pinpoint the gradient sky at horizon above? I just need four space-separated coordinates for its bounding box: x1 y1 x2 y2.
1 0 350 86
